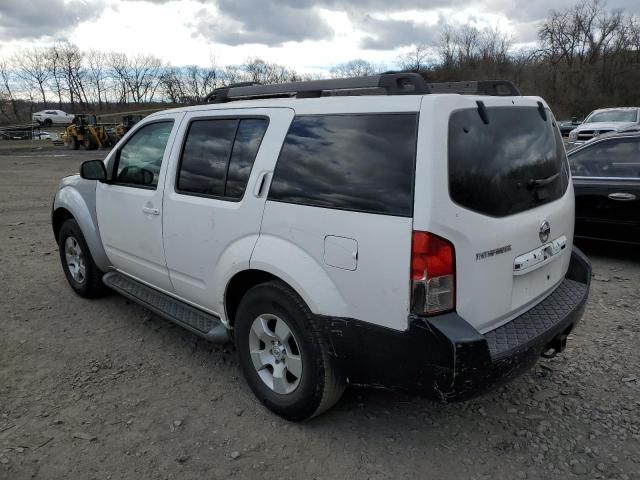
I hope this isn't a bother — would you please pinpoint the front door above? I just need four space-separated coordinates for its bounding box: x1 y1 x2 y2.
96 114 183 291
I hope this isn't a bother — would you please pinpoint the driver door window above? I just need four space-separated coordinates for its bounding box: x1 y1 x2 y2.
570 138 640 178
115 121 174 188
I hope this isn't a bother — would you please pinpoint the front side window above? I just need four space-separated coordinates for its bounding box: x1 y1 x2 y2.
115 121 174 188
570 138 640 178
268 114 417 216
177 118 268 199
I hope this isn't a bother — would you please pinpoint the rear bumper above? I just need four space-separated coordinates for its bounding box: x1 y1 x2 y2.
321 246 591 400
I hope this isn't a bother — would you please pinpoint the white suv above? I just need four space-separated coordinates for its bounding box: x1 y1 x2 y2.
51 74 591 420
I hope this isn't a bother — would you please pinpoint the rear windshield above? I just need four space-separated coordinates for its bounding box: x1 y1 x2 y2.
448 106 569 217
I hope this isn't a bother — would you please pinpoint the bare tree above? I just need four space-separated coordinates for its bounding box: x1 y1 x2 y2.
13 49 50 107
398 44 430 72
86 50 108 108
51 42 85 108
108 52 130 103
126 54 163 103
330 59 379 77
0 60 18 121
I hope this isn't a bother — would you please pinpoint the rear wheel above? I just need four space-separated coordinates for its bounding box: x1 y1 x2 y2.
44 118 52 126
58 219 105 298
235 281 345 421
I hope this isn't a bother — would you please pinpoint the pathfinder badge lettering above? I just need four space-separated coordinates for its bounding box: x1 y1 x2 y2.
476 245 512 261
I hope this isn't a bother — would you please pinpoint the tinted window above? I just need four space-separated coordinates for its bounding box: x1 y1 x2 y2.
570 138 640 178
226 119 268 198
177 119 237 196
116 121 173 188
269 114 417 216
177 118 267 198
449 107 569 217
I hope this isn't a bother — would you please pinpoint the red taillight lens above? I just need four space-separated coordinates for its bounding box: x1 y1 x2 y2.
411 231 455 315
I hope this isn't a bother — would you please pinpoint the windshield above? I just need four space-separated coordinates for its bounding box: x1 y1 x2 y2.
585 110 638 123
449 106 569 217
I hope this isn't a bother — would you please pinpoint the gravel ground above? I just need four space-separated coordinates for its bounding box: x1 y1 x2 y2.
0 145 639 480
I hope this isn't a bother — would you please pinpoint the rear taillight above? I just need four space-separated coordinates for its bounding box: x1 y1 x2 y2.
411 231 455 315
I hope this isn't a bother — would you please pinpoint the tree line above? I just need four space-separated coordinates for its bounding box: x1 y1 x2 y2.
1 0 638 124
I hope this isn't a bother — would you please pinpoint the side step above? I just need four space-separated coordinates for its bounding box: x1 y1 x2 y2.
102 271 230 343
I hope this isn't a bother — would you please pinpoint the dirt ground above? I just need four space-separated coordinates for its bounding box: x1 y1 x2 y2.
0 144 639 480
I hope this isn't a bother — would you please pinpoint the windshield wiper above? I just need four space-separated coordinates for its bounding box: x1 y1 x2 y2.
527 172 559 190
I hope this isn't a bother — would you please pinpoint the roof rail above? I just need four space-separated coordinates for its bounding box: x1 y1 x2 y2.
204 74 520 103
206 73 428 103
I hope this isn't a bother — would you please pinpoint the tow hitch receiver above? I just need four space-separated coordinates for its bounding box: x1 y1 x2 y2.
541 332 569 359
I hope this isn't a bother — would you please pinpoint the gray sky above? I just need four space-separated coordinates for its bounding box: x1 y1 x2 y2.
0 0 638 73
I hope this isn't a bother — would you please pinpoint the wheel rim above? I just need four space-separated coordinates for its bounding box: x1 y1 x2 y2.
64 236 86 284
248 314 302 394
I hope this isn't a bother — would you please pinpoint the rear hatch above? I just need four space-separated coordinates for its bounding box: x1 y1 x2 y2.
414 95 574 333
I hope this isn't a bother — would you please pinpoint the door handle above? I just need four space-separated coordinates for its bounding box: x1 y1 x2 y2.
142 206 160 215
253 171 271 198
608 192 636 201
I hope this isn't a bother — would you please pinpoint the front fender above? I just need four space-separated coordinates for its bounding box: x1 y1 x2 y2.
250 234 350 318
54 181 110 272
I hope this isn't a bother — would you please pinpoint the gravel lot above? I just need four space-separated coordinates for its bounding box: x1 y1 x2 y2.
1 144 639 480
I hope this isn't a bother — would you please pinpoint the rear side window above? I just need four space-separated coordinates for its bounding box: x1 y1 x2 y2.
269 114 417 216
177 118 268 199
449 106 569 217
570 138 640 178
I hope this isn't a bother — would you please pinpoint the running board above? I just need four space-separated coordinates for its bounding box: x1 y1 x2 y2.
102 271 230 343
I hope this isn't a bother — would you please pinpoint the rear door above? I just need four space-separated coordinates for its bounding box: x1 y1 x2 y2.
258 99 420 331
162 108 293 313
570 136 640 243
415 95 574 333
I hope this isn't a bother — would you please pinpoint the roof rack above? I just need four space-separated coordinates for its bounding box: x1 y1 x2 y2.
205 73 520 103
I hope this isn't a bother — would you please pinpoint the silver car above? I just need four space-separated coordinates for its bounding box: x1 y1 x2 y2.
567 107 640 148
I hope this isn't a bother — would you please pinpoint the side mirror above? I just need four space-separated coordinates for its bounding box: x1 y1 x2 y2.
80 160 107 181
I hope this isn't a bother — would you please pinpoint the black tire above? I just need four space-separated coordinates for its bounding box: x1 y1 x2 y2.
44 118 52 126
83 136 97 150
58 219 105 298
67 136 79 150
235 280 345 421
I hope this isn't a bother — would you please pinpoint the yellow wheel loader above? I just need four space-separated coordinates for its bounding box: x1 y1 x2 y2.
62 115 112 150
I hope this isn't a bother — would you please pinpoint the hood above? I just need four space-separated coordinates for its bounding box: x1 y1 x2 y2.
573 121 637 132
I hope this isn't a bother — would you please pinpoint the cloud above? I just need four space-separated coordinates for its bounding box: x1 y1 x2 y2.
0 0 106 40
196 1 334 46
356 16 441 50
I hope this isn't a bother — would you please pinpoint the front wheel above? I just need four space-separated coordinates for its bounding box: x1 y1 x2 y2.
235 281 345 421
58 219 105 298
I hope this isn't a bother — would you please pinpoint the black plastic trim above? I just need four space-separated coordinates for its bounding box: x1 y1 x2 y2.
318 246 591 401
